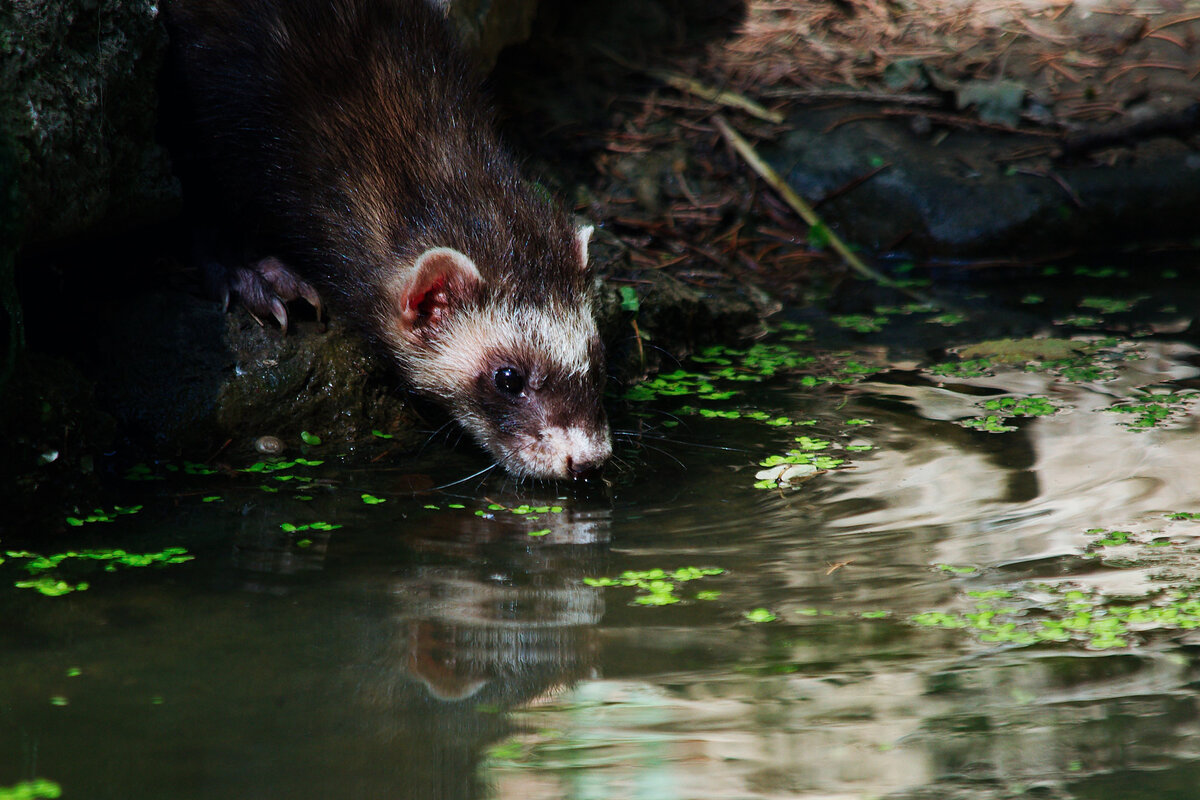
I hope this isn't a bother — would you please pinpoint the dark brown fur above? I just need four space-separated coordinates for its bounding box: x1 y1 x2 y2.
165 0 581 313
163 0 611 479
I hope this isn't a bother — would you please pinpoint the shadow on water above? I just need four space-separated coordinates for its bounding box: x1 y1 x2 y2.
7 260 1200 799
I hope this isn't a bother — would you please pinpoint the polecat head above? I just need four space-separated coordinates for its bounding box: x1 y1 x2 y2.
380 225 611 481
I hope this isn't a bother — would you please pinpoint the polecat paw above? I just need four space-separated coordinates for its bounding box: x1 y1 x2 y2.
216 257 322 334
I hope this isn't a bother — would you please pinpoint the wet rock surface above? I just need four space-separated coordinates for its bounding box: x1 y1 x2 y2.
87 290 420 455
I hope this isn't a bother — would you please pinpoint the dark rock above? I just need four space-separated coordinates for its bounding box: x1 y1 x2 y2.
1 0 178 246
766 105 1200 260
89 290 419 455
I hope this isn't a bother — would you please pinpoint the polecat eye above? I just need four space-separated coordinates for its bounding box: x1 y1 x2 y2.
493 366 525 395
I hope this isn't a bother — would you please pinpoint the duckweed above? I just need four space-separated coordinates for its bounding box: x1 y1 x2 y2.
926 313 967 326
1056 314 1103 327
1105 392 1195 430
1087 528 1131 547
242 458 324 473
6 547 194 596
16 577 88 596
983 396 1058 417
625 338 849 403
475 503 564 518
1073 266 1128 279
929 359 993 379
8 547 194 574
1080 296 1140 314
280 521 342 532
583 566 724 606
959 415 1016 433
65 505 143 526
911 585 1200 650
831 314 887 333
0 779 62 800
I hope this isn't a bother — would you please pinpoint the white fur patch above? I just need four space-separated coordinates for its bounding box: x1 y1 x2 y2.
376 282 608 479
405 300 597 391
500 426 613 479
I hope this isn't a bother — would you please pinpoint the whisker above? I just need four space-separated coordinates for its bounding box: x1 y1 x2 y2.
417 419 459 458
631 439 687 470
611 427 748 454
427 461 500 492
642 343 683 367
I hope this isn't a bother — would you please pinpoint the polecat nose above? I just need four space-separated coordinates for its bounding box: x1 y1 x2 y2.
567 457 605 481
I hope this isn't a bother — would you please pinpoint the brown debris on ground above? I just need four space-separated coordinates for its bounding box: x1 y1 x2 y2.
568 0 1200 304
720 0 1200 126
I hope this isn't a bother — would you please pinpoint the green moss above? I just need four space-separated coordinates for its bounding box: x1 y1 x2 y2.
958 338 1086 364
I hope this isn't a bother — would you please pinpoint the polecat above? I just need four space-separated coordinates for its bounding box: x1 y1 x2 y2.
162 0 611 480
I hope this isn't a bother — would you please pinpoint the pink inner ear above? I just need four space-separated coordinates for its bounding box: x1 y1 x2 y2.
399 247 484 331
407 276 447 321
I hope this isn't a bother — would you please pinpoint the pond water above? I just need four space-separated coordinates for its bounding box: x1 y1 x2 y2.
6 264 1200 800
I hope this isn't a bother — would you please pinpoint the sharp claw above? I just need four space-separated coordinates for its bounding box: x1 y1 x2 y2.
271 298 289 335
300 285 323 321
221 287 231 313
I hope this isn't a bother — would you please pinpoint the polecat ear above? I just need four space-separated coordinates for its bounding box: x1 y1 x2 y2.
575 224 594 271
399 247 483 331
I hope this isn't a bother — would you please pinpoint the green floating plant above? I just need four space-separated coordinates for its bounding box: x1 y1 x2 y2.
280 521 342 533
754 434 856 490
959 415 1016 433
984 396 1058 417
929 358 993 379
584 567 724 606
6 548 195 596
0 780 62 800
1104 392 1195 430
65 505 143 526
831 314 887 334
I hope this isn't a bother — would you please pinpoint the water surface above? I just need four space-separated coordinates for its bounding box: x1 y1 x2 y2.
5 264 1200 800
